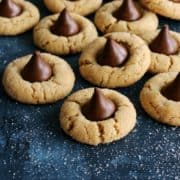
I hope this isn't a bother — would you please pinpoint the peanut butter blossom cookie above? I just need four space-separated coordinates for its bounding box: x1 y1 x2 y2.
0 0 40 35
94 0 158 35
79 32 151 88
43 0 102 16
2 52 75 104
140 0 180 20
141 25 180 73
60 88 136 145
33 9 98 55
140 72 180 126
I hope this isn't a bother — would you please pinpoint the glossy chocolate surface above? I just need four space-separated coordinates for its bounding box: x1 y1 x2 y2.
21 51 52 82
97 38 129 67
113 0 142 21
162 73 180 101
0 0 22 18
51 9 80 36
82 88 116 121
149 25 179 55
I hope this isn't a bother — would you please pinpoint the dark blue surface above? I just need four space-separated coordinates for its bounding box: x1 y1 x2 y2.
0 1 180 179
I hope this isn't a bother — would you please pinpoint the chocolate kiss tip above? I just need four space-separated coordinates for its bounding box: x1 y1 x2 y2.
51 8 80 36
150 25 179 55
114 0 142 21
0 0 22 18
21 51 52 82
82 88 116 121
162 73 180 102
98 38 129 67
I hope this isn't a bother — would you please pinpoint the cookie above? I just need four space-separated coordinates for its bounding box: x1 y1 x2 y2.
2 52 75 104
79 32 151 88
33 10 98 55
140 25 180 74
94 0 158 35
140 72 180 126
0 0 40 36
43 0 102 16
140 0 180 20
60 88 136 145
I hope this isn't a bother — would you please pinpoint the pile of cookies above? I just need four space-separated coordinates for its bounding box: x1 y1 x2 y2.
1 0 180 145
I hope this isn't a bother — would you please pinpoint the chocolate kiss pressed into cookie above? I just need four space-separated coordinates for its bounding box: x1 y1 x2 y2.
0 0 22 18
98 38 129 67
162 73 180 102
82 88 116 121
51 9 80 36
149 25 179 55
21 51 52 82
113 0 142 21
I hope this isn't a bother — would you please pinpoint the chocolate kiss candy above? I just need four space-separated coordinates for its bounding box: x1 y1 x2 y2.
114 0 142 21
149 25 179 55
0 0 22 18
98 38 129 67
82 88 116 121
162 73 180 101
21 51 52 82
51 9 80 36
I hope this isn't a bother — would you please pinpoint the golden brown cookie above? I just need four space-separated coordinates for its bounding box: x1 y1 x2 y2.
140 27 180 74
43 0 102 16
0 0 40 36
33 13 98 55
2 53 75 104
79 32 151 88
140 72 180 126
140 0 180 20
60 88 136 145
94 0 158 35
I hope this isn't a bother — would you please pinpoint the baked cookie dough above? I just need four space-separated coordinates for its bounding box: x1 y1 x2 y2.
79 32 151 88
140 27 180 74
94 0 158 35
0 0 40 36
60 88 136 145
140 0 180 20
140 72 180 126
33 12 98 55
43 0 102 16
2 53 75 104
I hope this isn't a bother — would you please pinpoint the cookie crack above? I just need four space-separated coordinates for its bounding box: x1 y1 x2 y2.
106 69 115 85
104 22 114 32
126 23 131 31
97 123 105 143
149 101 161 120
66 114 79 132
168 56 174 71
84 125 90 142
67 99 81 106
79 60 92 66
113 119 120 135
31 85 39 103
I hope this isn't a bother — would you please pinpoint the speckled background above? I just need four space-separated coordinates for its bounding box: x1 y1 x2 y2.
0 0 180 180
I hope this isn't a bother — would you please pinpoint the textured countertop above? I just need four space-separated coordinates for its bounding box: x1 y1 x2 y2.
0 0 180 179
